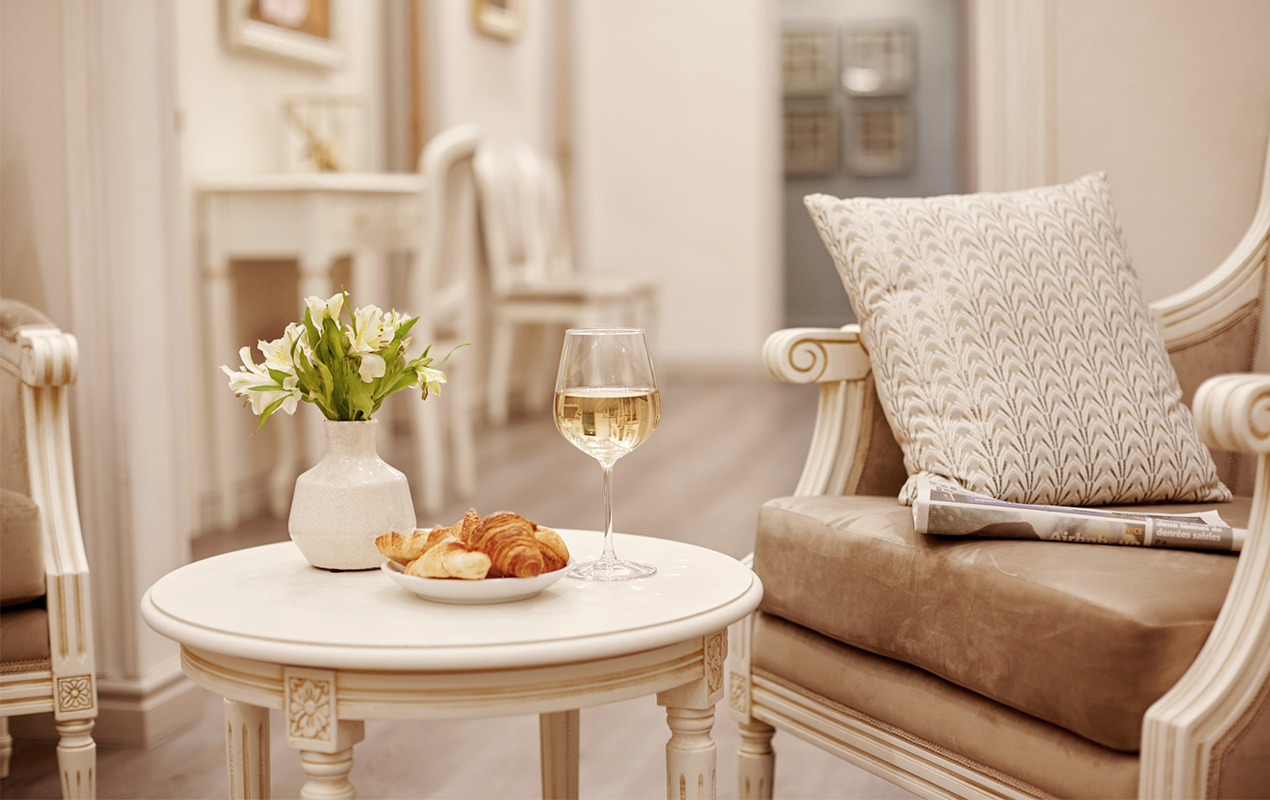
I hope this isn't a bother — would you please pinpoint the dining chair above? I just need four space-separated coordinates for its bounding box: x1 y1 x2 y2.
408 124 481 513
473 142 658 425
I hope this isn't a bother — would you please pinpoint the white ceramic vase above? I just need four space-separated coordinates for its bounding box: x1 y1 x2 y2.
288 419 416 570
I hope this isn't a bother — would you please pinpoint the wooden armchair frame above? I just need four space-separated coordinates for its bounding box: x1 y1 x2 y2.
0 320 97 799
726 137 1270 798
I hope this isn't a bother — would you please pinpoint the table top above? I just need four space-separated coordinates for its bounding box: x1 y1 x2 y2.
141 531 762 671
196 172 425 194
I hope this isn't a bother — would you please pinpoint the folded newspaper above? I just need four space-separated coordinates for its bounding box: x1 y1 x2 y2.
911 474 1245 553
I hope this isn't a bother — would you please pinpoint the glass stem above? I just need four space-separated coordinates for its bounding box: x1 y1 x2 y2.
601 462 617 563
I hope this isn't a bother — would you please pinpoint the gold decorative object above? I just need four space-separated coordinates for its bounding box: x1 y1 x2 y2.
282 94 364 173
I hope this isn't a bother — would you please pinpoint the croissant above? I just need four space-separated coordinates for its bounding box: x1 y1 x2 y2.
405 538 491 580
463 511 545 578
534 525 570 572
376 528 439 565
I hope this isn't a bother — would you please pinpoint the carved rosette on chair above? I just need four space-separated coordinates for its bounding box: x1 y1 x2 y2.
288 420 415 570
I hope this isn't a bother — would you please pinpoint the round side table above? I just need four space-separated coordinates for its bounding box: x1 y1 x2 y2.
141 530 762 799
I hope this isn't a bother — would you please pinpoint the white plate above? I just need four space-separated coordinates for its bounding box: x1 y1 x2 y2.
381 559 574 605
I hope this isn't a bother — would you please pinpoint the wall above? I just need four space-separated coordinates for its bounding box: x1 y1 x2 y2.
174 0 388 526
572 0 782 369
0 0 72 321
176 1 387 176
1051 0 1270 302
2 0 207 746
423 0 783 369
423 0 558 154
781 0 966 328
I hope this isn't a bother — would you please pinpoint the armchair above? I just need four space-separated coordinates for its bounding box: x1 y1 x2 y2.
0 300 97 799
727 137 1270 799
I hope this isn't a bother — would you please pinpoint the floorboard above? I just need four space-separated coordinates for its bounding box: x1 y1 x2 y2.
3 373 916 800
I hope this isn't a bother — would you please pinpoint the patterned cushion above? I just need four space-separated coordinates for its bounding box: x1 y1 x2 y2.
805 174 1229 506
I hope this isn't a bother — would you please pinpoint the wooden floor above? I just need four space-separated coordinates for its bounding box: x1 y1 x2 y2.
4 373 916 800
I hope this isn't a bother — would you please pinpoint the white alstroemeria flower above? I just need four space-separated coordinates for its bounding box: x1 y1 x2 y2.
415 366 446 398
278 374 301 415
305 293 345 324
348 305 392 357
257 324 302 374
221 348 301 417
285 321 314 356
221 346 272 396
358 353 386 383
247 373 301 416
382 310 406 337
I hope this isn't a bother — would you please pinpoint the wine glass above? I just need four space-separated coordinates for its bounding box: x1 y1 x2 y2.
554 328 661 581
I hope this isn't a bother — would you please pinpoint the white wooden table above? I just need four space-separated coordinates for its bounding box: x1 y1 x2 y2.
198 174 426 528
140 530 762 799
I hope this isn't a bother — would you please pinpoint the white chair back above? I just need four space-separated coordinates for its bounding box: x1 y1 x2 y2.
475 142 573 295
414 123 481 343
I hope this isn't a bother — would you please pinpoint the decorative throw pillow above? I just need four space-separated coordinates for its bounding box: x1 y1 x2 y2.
805 174 1230 506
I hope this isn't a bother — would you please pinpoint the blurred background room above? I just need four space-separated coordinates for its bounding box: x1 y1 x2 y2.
2 0 1269 797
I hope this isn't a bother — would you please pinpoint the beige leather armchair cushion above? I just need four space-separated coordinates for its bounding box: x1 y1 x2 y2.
0 601 51 664
1 488 45 605
753 494 1249 753
753 612 1140 800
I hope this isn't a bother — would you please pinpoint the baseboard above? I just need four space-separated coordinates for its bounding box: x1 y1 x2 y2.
9 662 206 747
95 672 206 746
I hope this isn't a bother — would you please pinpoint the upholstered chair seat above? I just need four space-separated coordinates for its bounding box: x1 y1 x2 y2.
752 495 1252 797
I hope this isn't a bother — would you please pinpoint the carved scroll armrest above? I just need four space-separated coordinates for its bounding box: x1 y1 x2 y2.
1141 373 1270 797
1193 373 1270 455
763 326 872 385
763 327 883 497
13 325 80 387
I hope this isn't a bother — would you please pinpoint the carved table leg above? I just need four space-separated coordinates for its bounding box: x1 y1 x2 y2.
299 747 357 800
284 667 363 800
737 720 775 799
658 631 727 800
225 699 271 799
1 716 11 779
539 709 580 800
55 718 96 799
663 706 717 800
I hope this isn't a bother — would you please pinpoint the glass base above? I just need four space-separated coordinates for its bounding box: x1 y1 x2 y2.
567 558 657 582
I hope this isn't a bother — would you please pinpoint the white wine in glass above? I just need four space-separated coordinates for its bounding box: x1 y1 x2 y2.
554 329 660 580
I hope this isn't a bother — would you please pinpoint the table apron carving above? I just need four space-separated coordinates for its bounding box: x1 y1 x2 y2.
182 636 720 720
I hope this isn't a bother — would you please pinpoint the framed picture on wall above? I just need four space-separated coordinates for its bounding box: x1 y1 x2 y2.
842 23 916 96
781 23 838 96
784 99 839 177
223 0 345 69
844 100 914 177
474 0 526 41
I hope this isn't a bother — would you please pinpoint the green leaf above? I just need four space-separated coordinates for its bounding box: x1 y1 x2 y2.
393 317 418 341
267 368 290 384
303 308 320 346
346 367 375 419
434 342 470 366
255 395 288 430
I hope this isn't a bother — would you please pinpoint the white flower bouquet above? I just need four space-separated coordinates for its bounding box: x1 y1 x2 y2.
222 293 452 428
